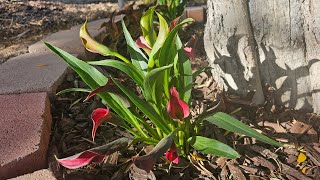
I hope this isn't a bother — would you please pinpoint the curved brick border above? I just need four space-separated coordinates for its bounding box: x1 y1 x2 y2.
0 7 205 179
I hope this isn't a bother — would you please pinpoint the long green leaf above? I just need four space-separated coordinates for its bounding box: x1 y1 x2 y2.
101 91 149 138
189 136 240 159
147 12 169 69
159 18 193 66
88 59 144 87
112 77 171 134
45 42 148 138
205 112 283 147
175 36 192 104
140 7 157 47
56 88 91 96
143 64 173 104
45 42 107 89
121 20 148 75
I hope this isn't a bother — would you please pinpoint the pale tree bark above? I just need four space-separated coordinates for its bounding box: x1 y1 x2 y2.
204 0 320 113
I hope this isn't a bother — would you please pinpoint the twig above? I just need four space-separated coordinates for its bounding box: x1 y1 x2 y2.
10 29 30 40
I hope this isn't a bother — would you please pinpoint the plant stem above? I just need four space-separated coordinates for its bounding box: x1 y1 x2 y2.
178 122 185 156
114 52 130 64
131 110 160 140
184 118 191 155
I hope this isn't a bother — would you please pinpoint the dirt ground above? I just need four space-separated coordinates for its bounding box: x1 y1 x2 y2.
0 0 118 64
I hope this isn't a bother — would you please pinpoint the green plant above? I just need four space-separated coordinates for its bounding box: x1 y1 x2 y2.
46 7 282 173
156 0 188 22
99 2 147 54
143 0 187 22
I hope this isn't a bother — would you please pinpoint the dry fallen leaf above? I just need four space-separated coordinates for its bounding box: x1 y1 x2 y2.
190 153 205 161
36 63 49 67
227 162 246 180
297 152 307 163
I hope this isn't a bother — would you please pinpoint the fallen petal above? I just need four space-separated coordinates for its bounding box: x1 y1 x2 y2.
56 138 131 169
91 108 111 141
56 150 104 169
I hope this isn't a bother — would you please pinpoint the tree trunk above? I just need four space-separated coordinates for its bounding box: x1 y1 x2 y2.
204 0 320 113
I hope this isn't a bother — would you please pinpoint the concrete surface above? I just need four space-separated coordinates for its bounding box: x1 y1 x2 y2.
0 52 68 96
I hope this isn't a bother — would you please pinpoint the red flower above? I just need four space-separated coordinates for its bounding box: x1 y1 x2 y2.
91 108 112 141
167 86 190 120
165 144 179 164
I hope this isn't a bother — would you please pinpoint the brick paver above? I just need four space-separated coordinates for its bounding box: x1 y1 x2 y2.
186 6 205 22
0 93 52 179
9 169 56 180
0 52 68 96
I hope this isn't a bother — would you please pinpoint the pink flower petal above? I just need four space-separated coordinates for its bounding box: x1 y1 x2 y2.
135 36 152 54
56 150 104 169
136 36 151 49
56 138 130 170
91 108 111 141
170 17 180 30
184 47 196 60
167 86 190 120
165 144 179 164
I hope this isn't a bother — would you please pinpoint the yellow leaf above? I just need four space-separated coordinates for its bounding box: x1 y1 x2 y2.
301 167 307 174
297 152 307 163
190 153 205 161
